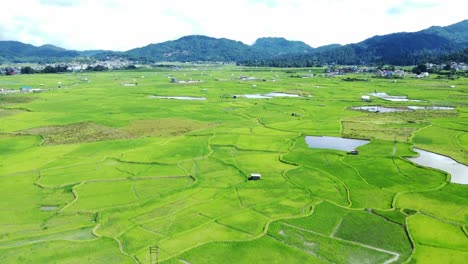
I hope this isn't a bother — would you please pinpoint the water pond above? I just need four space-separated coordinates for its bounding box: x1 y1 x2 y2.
40 205 59 211
239 92 300 99
351 106 409 113
407 148 468 185
407 106 455 111
305 136 370 152
264 92 300 97
149 96 206 100
352 105 454 113
370 92 423 102
241 94 271 99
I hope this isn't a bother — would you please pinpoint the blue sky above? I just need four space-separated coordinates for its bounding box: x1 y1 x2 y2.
2 0 466 51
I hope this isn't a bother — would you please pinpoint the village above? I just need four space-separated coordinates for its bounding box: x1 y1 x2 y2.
1 60 467 77
0 57 136 75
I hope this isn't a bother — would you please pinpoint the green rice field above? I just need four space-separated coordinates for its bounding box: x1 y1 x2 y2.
0 65 467 263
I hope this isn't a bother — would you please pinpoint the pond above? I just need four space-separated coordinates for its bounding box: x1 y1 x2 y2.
407 148 468 185
305 136 370 152
149 96 206 100
239 92 300 99
264 92 300 98
352 105 454 113
351 106 409 113
40 205 59 211
407 106 455 111
241 94 272 99
370 92 423 102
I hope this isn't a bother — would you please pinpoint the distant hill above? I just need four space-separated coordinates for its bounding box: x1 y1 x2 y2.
421 19 468 44
125 35 259 62
0 41 79 62
125 35 315 62
79 50 119 57
1 19 468 65
436 48 468 63
245 20 468 66
314 44 342 52
318 28 465 65
0 41 121 63
251 37 314 56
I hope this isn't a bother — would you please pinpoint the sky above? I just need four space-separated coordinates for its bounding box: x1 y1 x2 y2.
2 0 466 51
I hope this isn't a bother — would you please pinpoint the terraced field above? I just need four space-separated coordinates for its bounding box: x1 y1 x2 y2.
0 65 467 263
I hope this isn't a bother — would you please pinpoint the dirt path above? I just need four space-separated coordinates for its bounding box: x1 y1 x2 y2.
330 218 343 237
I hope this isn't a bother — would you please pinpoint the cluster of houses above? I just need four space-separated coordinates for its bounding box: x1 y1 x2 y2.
0 88 19 94
238 76 257 81
170 78 204 84
0 86 42 94
376 69 406 78
0 83 57 94
0 67 21 75
449 62 468 71
426 62 468 71
65 58 135 71
0 58 136 75
20 86 42 93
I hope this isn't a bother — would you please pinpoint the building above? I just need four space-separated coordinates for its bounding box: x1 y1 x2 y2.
21 86 31 92
249 173 261 180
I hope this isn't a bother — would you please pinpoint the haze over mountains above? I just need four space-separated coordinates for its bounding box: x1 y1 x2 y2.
1 19 467 65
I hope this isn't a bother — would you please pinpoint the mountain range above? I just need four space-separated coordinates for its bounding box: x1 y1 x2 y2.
1 19 467 65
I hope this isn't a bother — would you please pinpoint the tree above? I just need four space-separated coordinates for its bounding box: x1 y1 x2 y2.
412 64 428 74
21 66 35 74
125 65 137 70
43 65 57 73
87 65 108 71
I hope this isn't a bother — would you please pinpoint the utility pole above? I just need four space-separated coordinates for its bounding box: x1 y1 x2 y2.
149 246 159 264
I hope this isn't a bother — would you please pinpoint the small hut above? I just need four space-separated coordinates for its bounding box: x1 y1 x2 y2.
249 173 261 180
21 86 31 92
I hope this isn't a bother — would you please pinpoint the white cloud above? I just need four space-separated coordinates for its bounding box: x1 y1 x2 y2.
1 0 466 50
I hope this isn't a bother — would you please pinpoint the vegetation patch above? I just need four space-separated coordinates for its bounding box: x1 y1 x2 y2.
18 122 128 145
18 118 211 145
123 118 211 137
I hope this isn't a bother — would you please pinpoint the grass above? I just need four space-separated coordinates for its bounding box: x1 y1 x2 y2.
282 201 412 262
396 183 468 224
161 236 328 264
412 124 467 164
0 66 467 263
334 210 412 261
284 201 349 235
407 213 468 263
268 220 397 263
0 238 134 264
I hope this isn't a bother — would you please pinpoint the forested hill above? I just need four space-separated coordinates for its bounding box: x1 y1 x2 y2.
0 41 79 62
421 19 468 44
1 19 468 65
251 37 314 56
242 19 468 66
125 35 260 62
0 41 114 63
